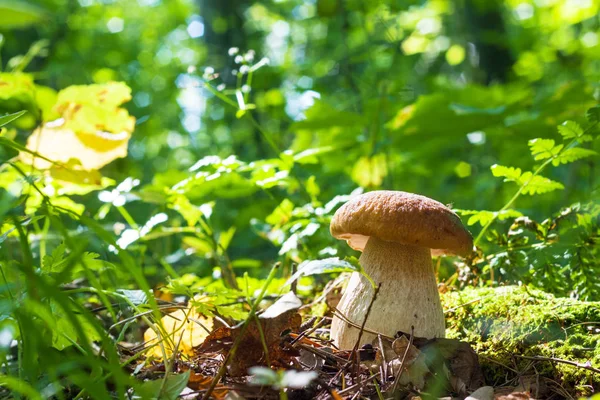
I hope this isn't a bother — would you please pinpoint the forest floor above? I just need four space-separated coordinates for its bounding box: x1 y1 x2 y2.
125 284 600 399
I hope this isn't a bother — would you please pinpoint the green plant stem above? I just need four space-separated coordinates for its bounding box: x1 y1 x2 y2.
474 122 598 246
253 311 271 368
279 388 288 400
474 156 554 245
246 113 281 157
201 262 281 400
116 205 139 230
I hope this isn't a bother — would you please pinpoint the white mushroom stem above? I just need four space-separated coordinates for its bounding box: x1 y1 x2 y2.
331 236 445 349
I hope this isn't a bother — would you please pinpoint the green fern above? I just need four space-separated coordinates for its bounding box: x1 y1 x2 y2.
474 108 599 245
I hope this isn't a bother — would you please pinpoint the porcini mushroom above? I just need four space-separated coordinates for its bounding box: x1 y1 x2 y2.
330 190 473 349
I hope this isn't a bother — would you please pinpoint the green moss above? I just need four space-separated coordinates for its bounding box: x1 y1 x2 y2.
441 286 600 396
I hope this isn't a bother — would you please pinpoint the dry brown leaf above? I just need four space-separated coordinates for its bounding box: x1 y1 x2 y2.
186 372 228 399
418 338 484 394
392 335 420 364
494 393 533 400
198 292 302 377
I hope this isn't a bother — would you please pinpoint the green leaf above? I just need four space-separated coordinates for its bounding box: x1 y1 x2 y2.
490 164 522 182
217 227 236 251
457 209 523 227
266 199 294 226
169 194 203 226
0 1 47 29
449 103 506 115
0 376 43 400
552 148 597 166
48 301 102 350
215 304 247 320
558 121 592 142
291 100 366 131
42 243 67 273
528 138 562 161
117 289 148 306
135 371 190 400
519 173 564 195
351 154 388 188
586 106 600 123
491 165 563 195
292 146 336 164
285 257 360 286
51 82 135 137
0 111 26 128
305 175 321 199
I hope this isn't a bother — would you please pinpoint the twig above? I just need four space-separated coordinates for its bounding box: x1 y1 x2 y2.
513 355 600 375
296 343 349 364
444 296 487 314
478 355 520 374
290 318 326 346
337 372 382 396
391 326 414 393
351 283 382 382
290 262 298 294
352 283 382 352
377 334 388 384
328 312 394 340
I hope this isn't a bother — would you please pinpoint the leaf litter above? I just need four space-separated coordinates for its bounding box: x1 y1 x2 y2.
128 291 502 399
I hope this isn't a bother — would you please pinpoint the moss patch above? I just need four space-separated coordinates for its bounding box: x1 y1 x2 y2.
441 286 600 396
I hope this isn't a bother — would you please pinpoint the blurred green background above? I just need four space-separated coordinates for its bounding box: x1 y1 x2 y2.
1 0 599 294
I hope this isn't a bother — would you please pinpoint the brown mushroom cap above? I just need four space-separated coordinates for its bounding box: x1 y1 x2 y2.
330 191 473 256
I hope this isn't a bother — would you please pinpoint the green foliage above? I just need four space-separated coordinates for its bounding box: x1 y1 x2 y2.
0 1 47 29
0 110 26 127
135 370 190 400
1 0 600 397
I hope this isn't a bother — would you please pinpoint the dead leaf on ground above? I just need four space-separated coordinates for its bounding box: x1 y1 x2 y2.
419 338 484 395
186 371 228 399
144 307 213 359
198 291 303 377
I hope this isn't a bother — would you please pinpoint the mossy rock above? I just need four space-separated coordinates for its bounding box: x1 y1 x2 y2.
441 286 600 397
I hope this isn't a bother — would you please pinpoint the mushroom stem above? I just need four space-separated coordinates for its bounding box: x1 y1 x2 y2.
331 236 445 349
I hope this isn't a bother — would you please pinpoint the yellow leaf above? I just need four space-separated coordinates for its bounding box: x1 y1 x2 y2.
21 125 130 170
351 154 388 188
143 308 213 359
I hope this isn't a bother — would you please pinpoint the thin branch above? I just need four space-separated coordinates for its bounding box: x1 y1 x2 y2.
392 326 415 393
513 355 600 375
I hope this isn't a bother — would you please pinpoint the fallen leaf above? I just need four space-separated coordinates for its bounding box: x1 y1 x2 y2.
495 392 533 400
198 291 302 376
392 335 420 364
144 307 213 359
186 372 228 399
418 338 484 394
466 386 494 400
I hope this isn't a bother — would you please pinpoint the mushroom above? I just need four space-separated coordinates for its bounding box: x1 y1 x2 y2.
330 190 473 349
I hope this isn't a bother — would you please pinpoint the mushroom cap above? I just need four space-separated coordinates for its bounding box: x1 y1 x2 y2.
330 191 473 256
